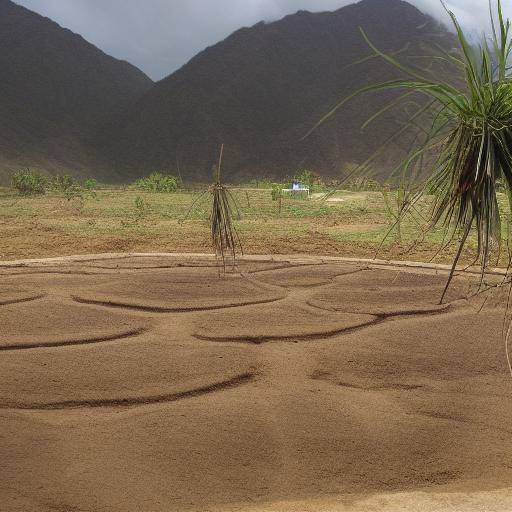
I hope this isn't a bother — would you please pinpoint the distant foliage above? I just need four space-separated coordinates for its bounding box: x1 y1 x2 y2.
131 172 178 193
253 179 276 189
344 177 381 192
134 196 148 218
10 170 100 202
84 178 98 191
83 178 98 200
297 169 315 191
11 169 48 196
271 184 283 201
51 174 83 200
52 174 74 192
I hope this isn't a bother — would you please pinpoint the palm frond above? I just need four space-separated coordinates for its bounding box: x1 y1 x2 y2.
309 0 512 303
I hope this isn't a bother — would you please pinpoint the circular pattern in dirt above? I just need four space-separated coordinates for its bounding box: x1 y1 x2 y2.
0 300 148 350
83 256 221 270
193 303 376 343
1 373 255 411
72 270 286 312
80 256 297 274
2 255 509 512
250 263 363 288
308 269 470 316
0 329 259 409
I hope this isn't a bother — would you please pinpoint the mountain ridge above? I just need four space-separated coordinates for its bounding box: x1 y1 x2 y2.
0 0 458 183
98 0 457 182
0 0 153 181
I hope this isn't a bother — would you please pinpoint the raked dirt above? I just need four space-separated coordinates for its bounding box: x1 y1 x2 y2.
1 254 511 511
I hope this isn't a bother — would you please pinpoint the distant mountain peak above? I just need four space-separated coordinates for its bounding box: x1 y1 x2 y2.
0 0 152 180
100 0 457 182
0 0 457 183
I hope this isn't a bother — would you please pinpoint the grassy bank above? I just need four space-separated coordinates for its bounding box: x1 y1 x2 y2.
0 186 509 264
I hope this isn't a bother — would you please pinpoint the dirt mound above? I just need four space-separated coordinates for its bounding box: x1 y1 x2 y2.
1 255 511 512
72 269 286 312
249 263 363 288
194 302 375 343
82 255 294 274
308 268 470 316
0 300 148 350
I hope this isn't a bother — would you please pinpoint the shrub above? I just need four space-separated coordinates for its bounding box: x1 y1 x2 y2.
52 174 74 192
51 174 83 201
297 169 316 192
131 172 178 193
83 178 98 200
344 177 381 192
84 178 98 191
11 169 48 196
271 184 283 201
134 196 148 218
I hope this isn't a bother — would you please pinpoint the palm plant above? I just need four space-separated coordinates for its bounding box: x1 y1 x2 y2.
312 0 512 302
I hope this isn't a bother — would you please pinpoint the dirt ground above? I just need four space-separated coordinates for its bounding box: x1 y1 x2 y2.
1 254 512 511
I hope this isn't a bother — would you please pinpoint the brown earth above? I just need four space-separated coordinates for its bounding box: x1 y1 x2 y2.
1 255 512 511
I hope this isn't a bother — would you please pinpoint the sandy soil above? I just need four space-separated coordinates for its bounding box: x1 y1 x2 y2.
1 254 511 511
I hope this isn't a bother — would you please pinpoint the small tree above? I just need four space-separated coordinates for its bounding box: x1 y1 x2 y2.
11 169 47 196
131 172 178 193
51 174 84 201
298 169 315 192
84 178 97 191
134 196 148 219
271 184 283 215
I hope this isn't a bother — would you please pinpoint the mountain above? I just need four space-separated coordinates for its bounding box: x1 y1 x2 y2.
99 0 458 182
0 0 458 183
0 0 153 182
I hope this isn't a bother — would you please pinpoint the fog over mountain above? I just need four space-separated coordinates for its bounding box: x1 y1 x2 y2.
13 0 504 80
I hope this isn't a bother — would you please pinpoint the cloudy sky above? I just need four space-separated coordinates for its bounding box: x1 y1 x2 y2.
14 0 510 81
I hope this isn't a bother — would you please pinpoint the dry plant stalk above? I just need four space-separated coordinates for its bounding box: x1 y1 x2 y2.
209 144 242 269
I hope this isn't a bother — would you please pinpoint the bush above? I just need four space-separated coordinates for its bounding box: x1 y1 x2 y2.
52 174 74 192
271 184 283 201
134 196 148 218
344 177 381 192
84 178 98 191
82 178 99 200
51 174 83 200
11 169 48 196
131 172 178 193
297 169 315 192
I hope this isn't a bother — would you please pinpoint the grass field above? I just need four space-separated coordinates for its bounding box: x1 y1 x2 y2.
0 185 509 264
